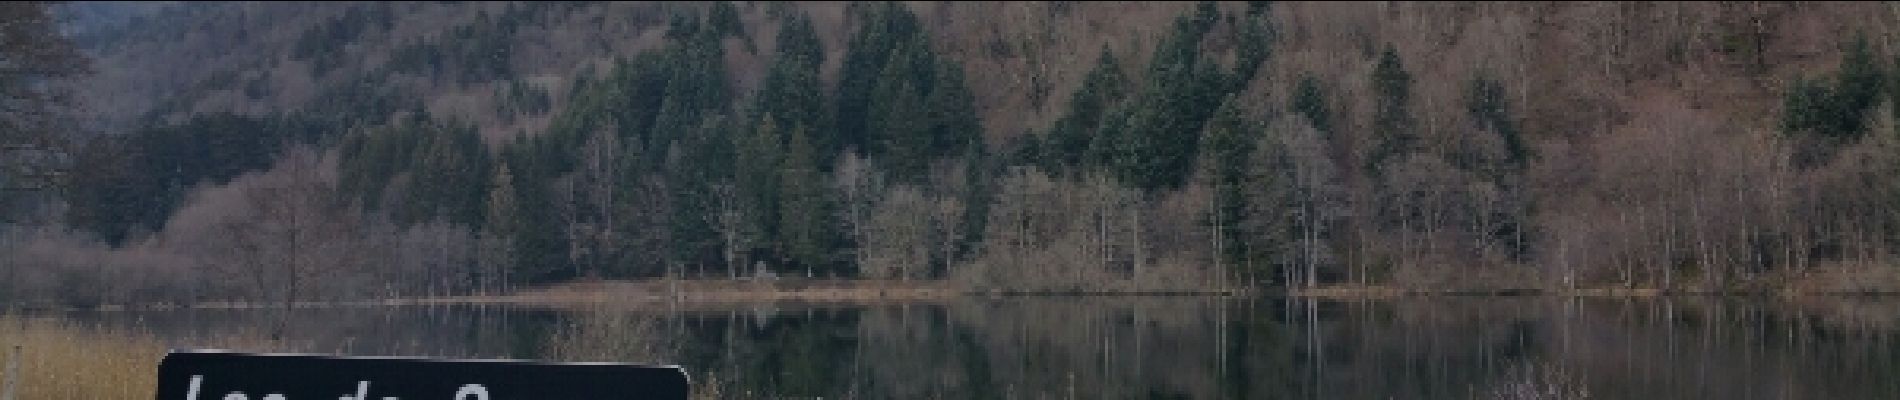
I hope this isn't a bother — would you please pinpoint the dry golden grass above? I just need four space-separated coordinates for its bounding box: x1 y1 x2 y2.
0 316 166 400
1777 264 1900 295
0 316 287 400
539 301 734 400
489 279 964 309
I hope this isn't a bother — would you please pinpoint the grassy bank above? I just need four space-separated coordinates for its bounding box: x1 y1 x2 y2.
458 278 1258 310
473 279 966 307
1286 286 1654 298
71 268 1900 313
0 315 300 399
1275 265 1900 298
0 317 166 399
430 275 1900 310
1284 285 1900 298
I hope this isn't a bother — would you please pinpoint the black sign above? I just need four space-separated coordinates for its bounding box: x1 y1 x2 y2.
155 350 689 400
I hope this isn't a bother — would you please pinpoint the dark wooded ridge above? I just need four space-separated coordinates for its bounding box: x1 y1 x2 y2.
4 2 1900 308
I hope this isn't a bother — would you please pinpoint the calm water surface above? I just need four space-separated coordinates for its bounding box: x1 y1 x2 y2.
59 297 1900 399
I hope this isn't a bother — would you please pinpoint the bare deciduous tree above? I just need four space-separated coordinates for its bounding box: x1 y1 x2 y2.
208 146 351 336
862 186 931 280
573 127 621 279
834 153 884 277
1270 116 1346 289
707 181 746 279
479 162 519 294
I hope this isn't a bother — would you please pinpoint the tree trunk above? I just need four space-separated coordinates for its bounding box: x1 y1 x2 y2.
1132 199 1145 282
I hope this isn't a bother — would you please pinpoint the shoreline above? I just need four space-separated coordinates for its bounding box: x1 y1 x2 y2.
1286 286 1900 298
32 279 1900 312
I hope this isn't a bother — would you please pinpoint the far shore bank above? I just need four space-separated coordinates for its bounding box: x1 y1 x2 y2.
32 277 1900 313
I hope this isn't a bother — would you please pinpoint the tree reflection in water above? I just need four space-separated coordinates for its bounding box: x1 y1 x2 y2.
58 297 1900 399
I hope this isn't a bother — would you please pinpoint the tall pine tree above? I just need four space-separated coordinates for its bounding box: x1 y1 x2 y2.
754 11 832 166
836 1 924 155
925 59 982 159
1366 45 1416 177
1199 96 1256 274
1046 48 1129 175
735 115 786 261
1289 75 1332 136
867 41 935 182
1109 4 1230 190
778 125 837 276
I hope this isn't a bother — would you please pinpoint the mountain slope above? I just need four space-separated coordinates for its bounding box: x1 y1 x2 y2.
22 1 1900 307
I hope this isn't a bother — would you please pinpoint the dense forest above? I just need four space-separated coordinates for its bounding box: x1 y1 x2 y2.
6 1 1900 308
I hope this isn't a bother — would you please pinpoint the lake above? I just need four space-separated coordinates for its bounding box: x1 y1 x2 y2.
56 296 1900 399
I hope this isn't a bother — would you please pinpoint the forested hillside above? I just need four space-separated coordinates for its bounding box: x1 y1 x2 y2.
9 1 1900 307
